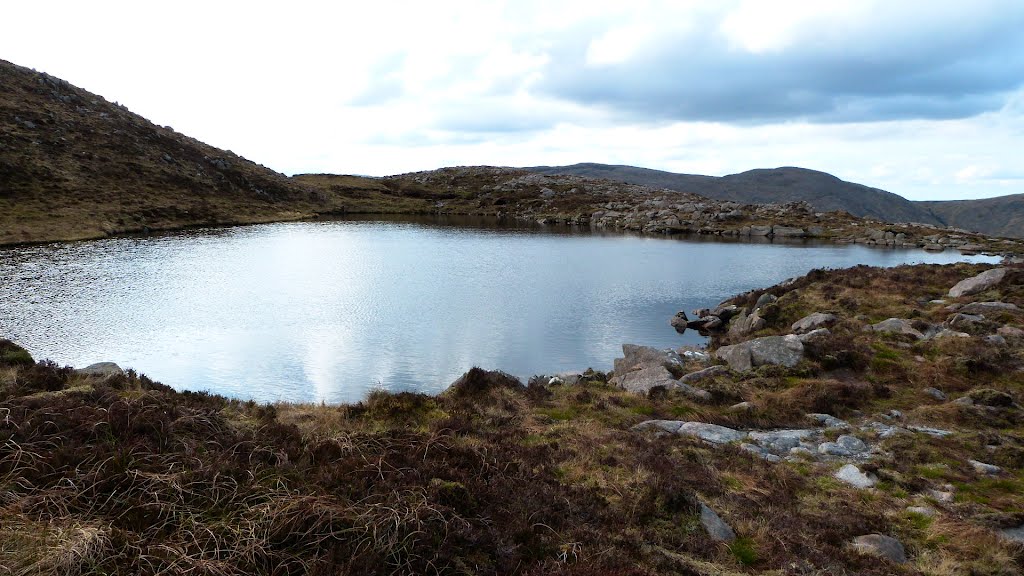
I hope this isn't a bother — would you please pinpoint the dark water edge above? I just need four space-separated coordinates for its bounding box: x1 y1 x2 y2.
0 215 1000 403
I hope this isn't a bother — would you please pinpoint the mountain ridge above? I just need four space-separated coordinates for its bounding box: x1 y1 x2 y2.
526 163 1022 238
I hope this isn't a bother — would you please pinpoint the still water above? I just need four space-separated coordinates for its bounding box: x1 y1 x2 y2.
0 217 999 403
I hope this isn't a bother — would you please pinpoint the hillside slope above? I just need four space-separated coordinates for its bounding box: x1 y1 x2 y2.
924 194 1024 239
0 59 384 245
527 163 1023 238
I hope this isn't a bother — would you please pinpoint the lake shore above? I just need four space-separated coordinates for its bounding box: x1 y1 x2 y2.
3 261 1023 574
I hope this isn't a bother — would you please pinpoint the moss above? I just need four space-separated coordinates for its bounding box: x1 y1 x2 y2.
729 536 759 566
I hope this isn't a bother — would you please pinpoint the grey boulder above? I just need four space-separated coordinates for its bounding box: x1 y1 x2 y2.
716 335 804 371
699 503 736 542
949 268 1007 298
792 312 837 334
75 362 124 378
851 534 907 564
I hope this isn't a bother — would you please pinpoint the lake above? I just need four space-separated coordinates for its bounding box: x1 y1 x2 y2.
0 217 1000 403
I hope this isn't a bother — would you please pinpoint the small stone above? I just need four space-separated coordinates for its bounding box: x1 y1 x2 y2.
729 401 753 412
632 420 683 435
907 506 936 517
851 534 907 564
699 503 736 542
928 489 955 503
969 460 1002 475
807 413 850 429
923 387 947 401
908 426 954 438
835 464 876 488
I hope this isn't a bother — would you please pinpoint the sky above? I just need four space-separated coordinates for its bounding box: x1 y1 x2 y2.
3 1 1024 201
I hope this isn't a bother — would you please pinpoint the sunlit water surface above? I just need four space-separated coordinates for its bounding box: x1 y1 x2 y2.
0 217 999 403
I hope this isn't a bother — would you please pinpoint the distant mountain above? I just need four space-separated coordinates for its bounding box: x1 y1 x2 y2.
526 163 1023 238
922 194 1024 240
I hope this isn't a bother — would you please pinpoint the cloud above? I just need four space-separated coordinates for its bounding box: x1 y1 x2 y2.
535 1 1024 123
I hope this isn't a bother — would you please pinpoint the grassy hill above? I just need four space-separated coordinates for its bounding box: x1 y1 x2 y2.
0 59 387 245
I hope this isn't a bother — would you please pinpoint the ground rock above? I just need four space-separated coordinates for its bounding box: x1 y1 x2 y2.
871 318 925 339
699 503 736 542
818 442 852 457
807 413 850 429
754 293 777 311
677 422 747 444
773 226 806 237
969 460 1002 475
728 309 766 338
959 301 1019 315
632 420 684 435
716 343 753 371
949 268 1007 298
923 387 947 401
748 429 815 453
678 364 729 384
947 313 985 331
1001 524 1024 543
836 435 868 453
851 534 907 564
835 464 876 488
792 312 837 334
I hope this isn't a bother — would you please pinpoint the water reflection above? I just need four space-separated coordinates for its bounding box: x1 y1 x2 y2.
0 218 1000 403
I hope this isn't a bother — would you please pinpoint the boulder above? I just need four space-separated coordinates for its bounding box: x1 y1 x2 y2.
75 362 124 378
616 365 678 394
716 344 753 372
677 422 747 444
748 429 815 453
818 442 852 457
836 435 868 453
835 464 876 488
678 365 729 385
997 326 1024 338
670 311 689 334
699 503 736 542
923 387 947 401
959 301 1018 315
949 268 1007 298
851 534 907 564
871 318 925 339
613 344 683 375
753 293 777 311
797 328 831 344
748 225 772 236
792 312 837 334
748 335 804 367
946 313 985 331
728 309 766 338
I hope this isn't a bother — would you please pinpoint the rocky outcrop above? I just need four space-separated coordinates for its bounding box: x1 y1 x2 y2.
949 268 1007 297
